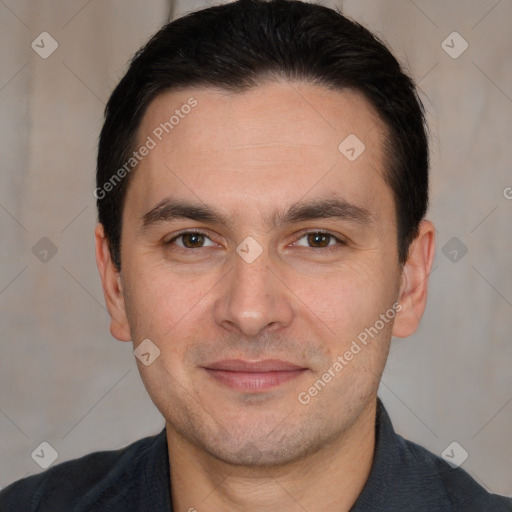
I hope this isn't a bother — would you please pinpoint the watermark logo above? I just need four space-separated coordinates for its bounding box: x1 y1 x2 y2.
133 338 161 366
441 32 468 59
32 237 58 263
442 236 468 263
338 133 366 162
31 32 58 59
236 236 263 264
31 441 59 469
441 441 468 468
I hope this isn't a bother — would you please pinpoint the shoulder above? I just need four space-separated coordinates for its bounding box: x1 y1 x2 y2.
398 434 512 511
0 430 164 512
356 399 512 511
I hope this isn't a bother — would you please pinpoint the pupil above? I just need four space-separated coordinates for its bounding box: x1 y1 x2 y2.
308 233 329 247
183 233 204 248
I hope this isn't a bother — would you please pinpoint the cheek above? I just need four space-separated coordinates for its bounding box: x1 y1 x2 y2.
122 262 214 340
294 259 394 335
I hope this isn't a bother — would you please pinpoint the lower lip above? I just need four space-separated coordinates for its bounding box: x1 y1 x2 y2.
203 368 307 392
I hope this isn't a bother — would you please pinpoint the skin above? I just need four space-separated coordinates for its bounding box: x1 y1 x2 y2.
95 80 435 512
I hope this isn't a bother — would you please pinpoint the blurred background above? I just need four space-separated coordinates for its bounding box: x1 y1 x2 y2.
1 0 511 496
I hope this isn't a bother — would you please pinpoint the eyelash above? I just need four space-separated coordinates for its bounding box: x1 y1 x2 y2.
164 230 347 252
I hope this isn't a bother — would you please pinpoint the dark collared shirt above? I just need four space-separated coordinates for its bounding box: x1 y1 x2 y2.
1 398 511 511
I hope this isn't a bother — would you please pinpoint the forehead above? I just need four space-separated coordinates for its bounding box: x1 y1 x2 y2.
126 80 393 226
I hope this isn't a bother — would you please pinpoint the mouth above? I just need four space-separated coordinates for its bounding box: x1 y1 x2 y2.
201 359 308 392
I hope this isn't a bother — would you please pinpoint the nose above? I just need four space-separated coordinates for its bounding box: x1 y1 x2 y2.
213 244 294 337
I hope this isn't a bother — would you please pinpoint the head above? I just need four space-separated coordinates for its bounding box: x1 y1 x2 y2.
95 0 435 466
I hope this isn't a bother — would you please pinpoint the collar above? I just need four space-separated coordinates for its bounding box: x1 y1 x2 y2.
350 397 449 511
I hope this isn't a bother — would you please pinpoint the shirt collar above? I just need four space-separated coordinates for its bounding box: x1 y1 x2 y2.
350 397 449 511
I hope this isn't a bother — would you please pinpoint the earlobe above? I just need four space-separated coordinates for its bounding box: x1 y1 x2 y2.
392 220 436 338
94 223 132 342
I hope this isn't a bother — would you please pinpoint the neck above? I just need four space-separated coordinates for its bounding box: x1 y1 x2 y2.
166 398 377 512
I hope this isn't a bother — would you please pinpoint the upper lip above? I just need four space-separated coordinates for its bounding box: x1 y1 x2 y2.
203 359 306 372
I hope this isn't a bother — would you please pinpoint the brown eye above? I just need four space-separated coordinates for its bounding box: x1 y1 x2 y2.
306 232 332 248
181 233 206 248
166 231 216 249
291 231 346 252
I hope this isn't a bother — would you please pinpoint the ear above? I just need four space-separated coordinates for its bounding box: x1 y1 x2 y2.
94 223 132 342
392 220 436 338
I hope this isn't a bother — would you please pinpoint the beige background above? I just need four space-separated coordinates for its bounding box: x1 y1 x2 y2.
1 0 511 497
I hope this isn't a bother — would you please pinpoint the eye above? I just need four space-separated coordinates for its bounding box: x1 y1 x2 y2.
164 230 345 252
165 231 217 249
293 231 346 249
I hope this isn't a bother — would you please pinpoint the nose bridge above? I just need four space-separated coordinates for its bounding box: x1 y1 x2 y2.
213 241 293 335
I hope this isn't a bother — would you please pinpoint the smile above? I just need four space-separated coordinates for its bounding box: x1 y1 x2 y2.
202 359 308 392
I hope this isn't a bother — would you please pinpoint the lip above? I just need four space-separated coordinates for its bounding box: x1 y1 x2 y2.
202 359 308 392
204 359 305 372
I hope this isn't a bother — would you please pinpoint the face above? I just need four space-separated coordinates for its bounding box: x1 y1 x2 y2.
101 81 409 466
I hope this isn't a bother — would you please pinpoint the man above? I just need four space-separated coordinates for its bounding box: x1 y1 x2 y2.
1 0 510 510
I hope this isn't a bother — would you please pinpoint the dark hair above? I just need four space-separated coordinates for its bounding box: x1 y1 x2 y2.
96 0 429 270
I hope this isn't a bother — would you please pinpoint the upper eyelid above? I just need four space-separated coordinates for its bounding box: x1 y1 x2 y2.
168 229 212 240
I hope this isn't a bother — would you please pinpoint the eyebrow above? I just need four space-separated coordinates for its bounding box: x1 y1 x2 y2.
139 196 374 233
